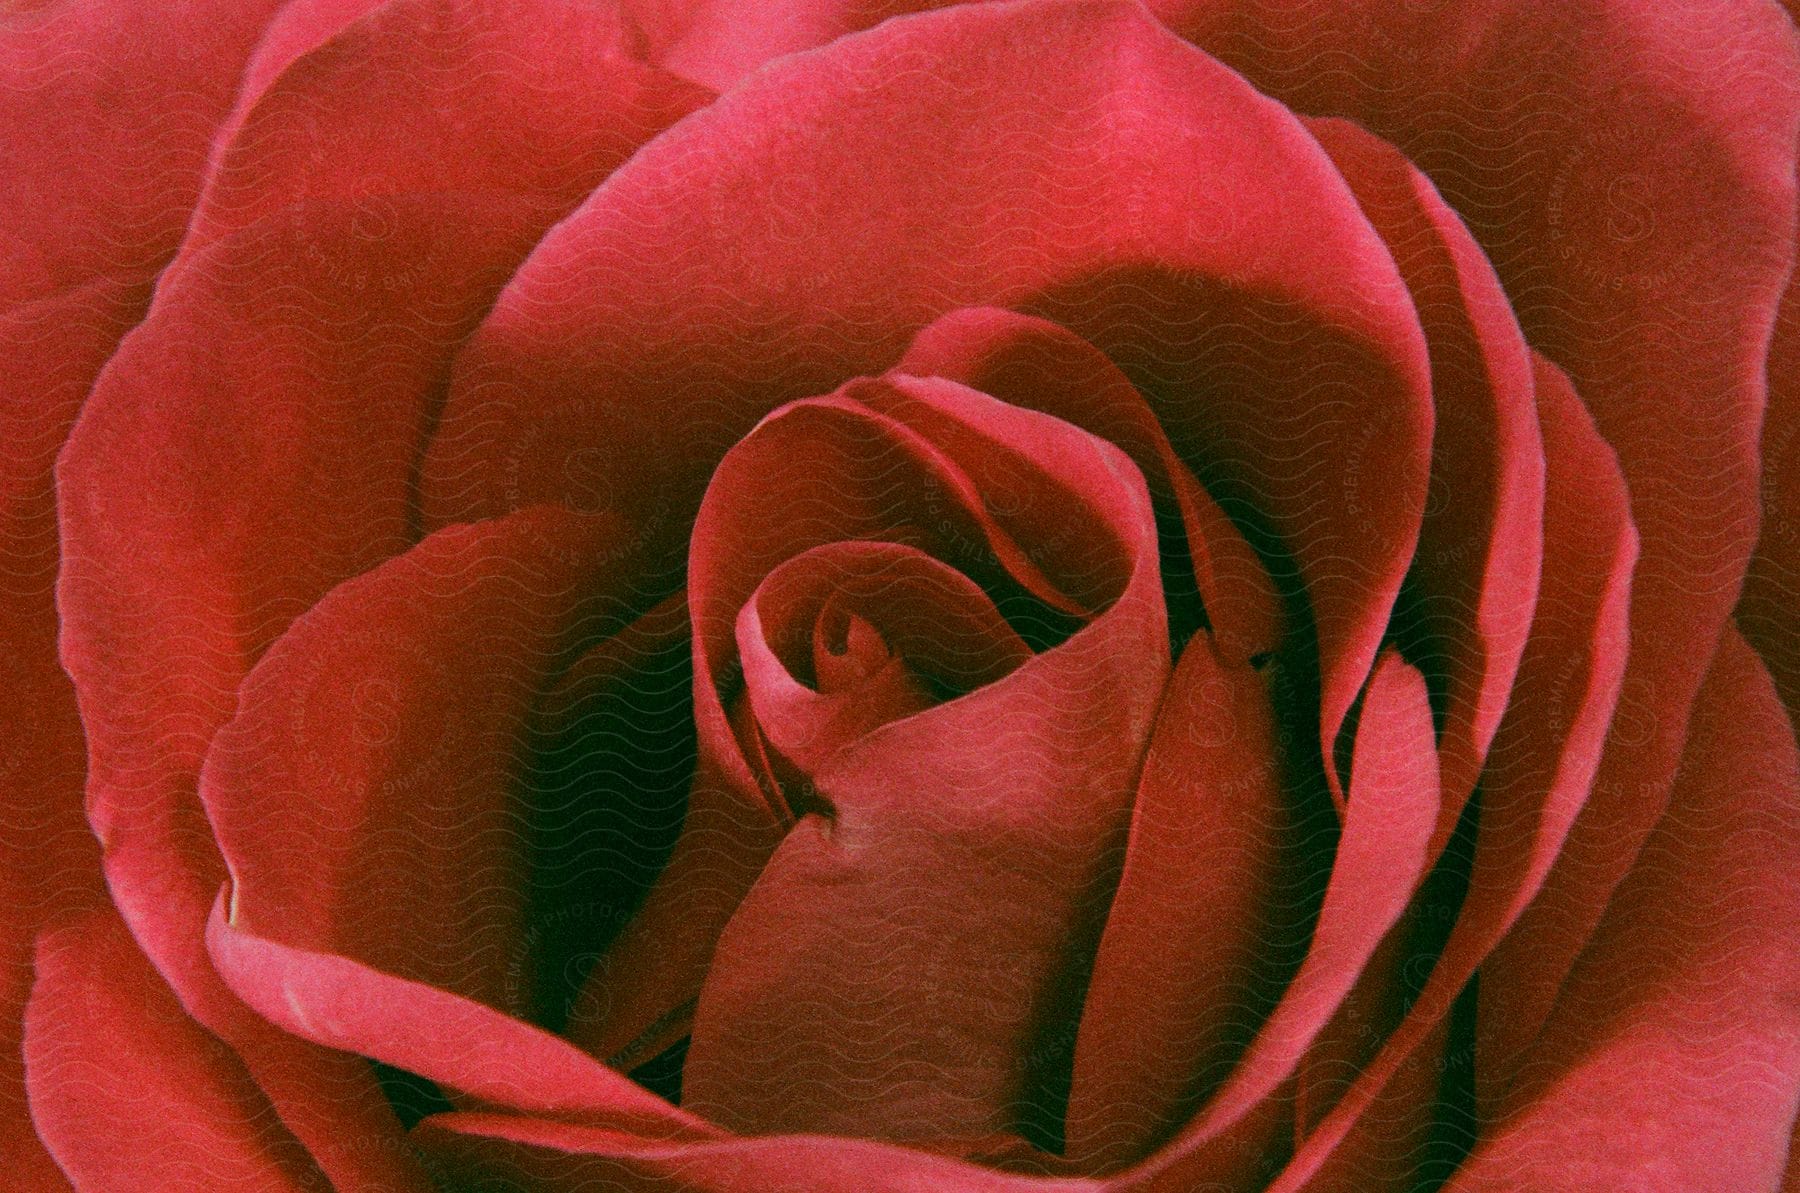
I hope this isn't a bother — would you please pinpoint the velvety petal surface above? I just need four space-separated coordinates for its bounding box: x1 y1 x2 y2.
624 0 970 91
1260 123 1555 1156
1446 627 1800 1192
666 0 1800 1094
676 377 1166 1149
1741 255 1800 719
23 909 323 1192
19 3 1798 1191
1116 650 1441 1190
207 902 712 1140
897 306 1282 661
1305 115 1543 852
411 1109 1099 1193
202 506 636 1014
0 0 285 301
1062 631 1296 1170
51 1 708 1183
198 508 711 1142
1268 357 1635 1191
1 0 293 1179
1151 0 1799 1079
738 542 1033 773
568 370 1120 1071
422 0 1437 815
1 281 132 1193
177 0 710 261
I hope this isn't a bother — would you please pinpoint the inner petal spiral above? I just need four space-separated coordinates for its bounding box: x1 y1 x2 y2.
596 371 1172 1153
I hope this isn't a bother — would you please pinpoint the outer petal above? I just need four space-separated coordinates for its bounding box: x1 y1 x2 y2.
1446 627 1800 1192
1154 0 1800 1077
411 1109 1099 1193
177 0 710 259
1267 120 1550 1173
23 909 322 1192
1267 357 1635 1192
197 509 705 1139
202 506 639 1016
0 0 285 302
1744 0 1799 710
0 283 125 1193
207 903 713 1141
1 1 291 1180
51 2 708 1184
55 199 560 1191
625 0 970 91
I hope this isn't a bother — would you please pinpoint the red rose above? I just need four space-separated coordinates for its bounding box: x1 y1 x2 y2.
6 1 1799 1190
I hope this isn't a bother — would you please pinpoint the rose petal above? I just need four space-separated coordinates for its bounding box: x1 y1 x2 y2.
1740 265 1800 719
512 590 698 1034
1444 627 1800 1191
551 587 774 1072
201 506 640 1015
1279 113 1549 1172
422 0 1436 812
561 745 787 1071
739 541 1032 772
1305 115 1543 853
56 193 583 1192
657 6 1798 1132
566 374 1112 1068
676 376 1168 1145
52 1 706 1181
1290 1019 1452 1193
689 382 1108 703
409 1109 1087 1193
2 0 295 1174
0 0 285 301
212 553 697 1105
628 0 970 91
1118 650 1440 1190
23 909 323 1192
1264 357 1635 1191
58 189 557 979
1062 632 1298 1169
178 0 711 260
206 897 714 1141
1154 0 1800 1078
852 377 1151 618
0 279 141 1193
897 307 1281 662
460 0 1797 1103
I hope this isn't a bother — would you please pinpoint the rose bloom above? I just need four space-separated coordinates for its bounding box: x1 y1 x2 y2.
4 0 1799 1190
